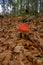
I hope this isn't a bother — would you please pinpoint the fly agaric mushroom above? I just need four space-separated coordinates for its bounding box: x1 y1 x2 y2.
16 23 30 39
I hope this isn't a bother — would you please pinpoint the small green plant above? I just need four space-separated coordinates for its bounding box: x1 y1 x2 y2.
29 9 38 16
20 8 26 16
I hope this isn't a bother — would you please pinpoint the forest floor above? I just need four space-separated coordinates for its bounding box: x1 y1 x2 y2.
0 13 43 65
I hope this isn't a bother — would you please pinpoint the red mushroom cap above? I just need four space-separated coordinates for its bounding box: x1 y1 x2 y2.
16 23 30 33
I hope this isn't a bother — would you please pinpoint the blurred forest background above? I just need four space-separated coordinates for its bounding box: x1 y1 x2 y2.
0 0 43 16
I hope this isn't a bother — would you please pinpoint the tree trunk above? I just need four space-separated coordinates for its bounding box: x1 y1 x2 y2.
26 0 29 14
2 0 5 15
20 0 23 14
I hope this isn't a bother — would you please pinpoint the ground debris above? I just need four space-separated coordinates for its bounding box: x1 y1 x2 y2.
0 15 43 65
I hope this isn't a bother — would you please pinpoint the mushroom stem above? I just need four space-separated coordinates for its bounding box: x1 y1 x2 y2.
20 33 26 39
20 33 22 38
24 34 27 38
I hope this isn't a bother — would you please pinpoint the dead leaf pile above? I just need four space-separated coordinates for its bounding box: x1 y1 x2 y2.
0 15 43 65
